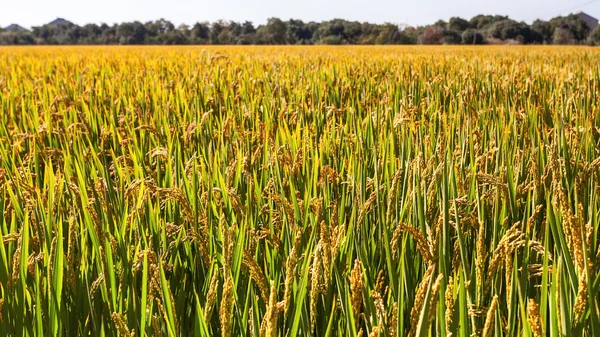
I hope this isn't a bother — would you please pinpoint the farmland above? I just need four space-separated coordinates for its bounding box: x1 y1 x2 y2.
0 46 599 336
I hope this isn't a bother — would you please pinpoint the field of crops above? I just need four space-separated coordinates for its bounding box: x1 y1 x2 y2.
0 46 599 336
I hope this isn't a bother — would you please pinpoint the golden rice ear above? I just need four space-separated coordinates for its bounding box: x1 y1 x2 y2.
445 276 454 334
242 252 269 303
528 299 543 337
310 240 323 332
111 312 135 337
409 265 435 337
265 281 279 337
204 270 220 321
350 260 364 319
220 276 234 337
284 229 303 316
428 274 444 327
482 296 498 337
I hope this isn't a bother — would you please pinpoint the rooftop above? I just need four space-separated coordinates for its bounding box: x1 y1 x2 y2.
3 24 29 32
47 18 73 27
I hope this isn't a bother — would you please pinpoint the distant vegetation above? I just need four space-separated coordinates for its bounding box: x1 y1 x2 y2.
2 14 600 45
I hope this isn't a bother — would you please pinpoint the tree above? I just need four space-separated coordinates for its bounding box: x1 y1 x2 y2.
158 24 190 45
264 17 287 44
2 13 598 46
81 24 101 44
442 30 462 44
242 21 256 35
191 22 210 43
314 19 346 43
144 19 176 44
487 19 533 43
434 20 447 28
550 14 590 43
287 19 311 44
234 21 256 44
32 25 58 44
342 21 362 43
530 20 553 44
99 24 118 44
419 27 444 45
374 24 394 44
317 35 342 45
399 27 419 44
217 29 232 44
116 21 147 44
210 21 224 44
470 15 508 30
461 29 485 44
228 22 242 37
0 32 35 45
448 17 471 31
553 27 575 45
589 25 600 46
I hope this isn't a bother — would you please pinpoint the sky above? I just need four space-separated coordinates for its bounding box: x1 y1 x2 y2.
1 0 600 29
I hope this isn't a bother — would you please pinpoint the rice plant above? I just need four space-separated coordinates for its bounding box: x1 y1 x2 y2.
0 46 599 336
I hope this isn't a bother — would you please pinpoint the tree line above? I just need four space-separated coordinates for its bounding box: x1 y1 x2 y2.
2 14 600 45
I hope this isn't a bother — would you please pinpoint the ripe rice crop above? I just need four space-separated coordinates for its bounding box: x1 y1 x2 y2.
0 46 599 336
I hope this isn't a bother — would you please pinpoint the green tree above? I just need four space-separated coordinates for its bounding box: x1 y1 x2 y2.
264 17 287 44
461 29 485 44
191 22 210 43
0 32 35 45
589 25 600 45
448 17 471 31
442 29 462 44
434 20 447 28
399 27 419 44
287 19 311 44
99 24 118 44
550 14 590 42
315 19 346 42
116 21 147 44
235 21 256 44
80 24 101 44
470 15 508 30
531 20 553 44
210 21 224 44
553 27 575 44
317 35 342 45
487 19 533 43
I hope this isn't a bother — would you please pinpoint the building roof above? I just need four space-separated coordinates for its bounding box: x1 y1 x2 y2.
4 24 29 32
575 11 599 31
576 12 598 21
575 12 598 21
47 18 73 27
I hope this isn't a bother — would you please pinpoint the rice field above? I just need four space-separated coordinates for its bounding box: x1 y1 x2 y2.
0 46 599 336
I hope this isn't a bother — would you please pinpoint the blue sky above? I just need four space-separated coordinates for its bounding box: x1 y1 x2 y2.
2 0 600 28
